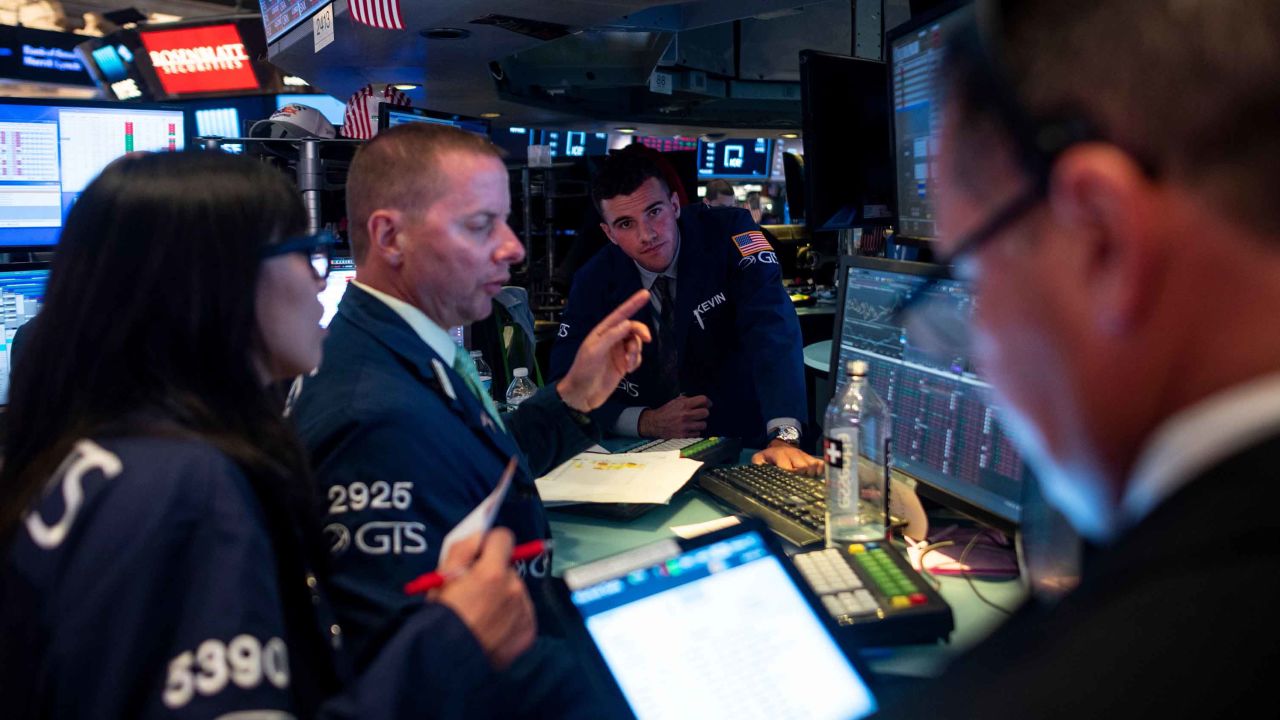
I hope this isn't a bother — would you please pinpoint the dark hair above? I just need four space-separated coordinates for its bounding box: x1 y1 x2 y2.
944 0 1280 233
346 123 504 263
0 152 313 545
704 179 736 201
591 145 673 212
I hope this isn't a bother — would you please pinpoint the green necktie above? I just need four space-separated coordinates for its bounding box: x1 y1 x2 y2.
453 350 506 432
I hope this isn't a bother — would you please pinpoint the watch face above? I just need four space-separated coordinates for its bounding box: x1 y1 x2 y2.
774 427 801 444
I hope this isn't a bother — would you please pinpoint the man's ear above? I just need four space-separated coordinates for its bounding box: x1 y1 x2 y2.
671 191 682 220
367 209 407 267
600 222 618 246
1048 144 1161 336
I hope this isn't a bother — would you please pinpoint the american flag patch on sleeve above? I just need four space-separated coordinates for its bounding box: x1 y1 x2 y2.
732 230 773 257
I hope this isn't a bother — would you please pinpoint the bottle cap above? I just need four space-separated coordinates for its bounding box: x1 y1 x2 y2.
513 367 529 378
846 360 868 377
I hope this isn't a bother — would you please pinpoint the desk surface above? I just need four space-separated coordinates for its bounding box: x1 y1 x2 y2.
805 339 833 373
548 486 1024 679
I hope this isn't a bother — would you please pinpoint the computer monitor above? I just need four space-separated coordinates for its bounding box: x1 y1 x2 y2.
886 2 972 243
827 256 1027 530
798 50 895 235
529 129 610 158
377 103 488 137
0 263 50 404
0 98 187 248
319 256 355 328
275 93 346 126
696 138 774 180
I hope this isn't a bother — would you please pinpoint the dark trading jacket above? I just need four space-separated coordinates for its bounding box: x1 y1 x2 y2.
551 204 806 446
0 436 493 719
291 283 597 663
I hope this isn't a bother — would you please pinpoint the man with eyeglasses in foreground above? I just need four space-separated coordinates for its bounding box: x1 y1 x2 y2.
877 1 1280 717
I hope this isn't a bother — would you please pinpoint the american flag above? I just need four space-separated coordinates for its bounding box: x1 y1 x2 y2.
341 83 410 139
732 230 773 257
348 0 404 30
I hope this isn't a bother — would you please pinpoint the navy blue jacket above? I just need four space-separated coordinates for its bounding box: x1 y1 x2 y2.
551 204 806 446
0 436 494 719
291 284 597 661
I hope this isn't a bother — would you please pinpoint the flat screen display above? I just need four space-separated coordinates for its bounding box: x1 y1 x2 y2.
139 24 259 96
697 138 774 179
261 0 330 43
0 100 185 247
0 266 48 403
567 531 877 720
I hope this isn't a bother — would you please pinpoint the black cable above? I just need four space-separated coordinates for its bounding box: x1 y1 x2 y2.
960 531 1016 616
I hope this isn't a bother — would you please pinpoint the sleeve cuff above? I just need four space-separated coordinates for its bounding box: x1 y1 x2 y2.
614 406 645 437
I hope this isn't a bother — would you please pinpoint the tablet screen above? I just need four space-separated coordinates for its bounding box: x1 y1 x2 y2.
567 530 877 720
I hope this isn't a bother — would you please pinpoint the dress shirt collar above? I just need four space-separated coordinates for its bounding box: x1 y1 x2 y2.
351 280 458 366
1123 372 1280 527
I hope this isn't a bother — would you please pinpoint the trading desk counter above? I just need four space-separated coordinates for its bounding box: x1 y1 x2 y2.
548 485 1026 679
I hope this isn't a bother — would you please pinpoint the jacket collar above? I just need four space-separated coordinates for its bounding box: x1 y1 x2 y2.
334 284 524 465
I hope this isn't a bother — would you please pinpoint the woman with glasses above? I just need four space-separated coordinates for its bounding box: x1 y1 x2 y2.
0 152 534 718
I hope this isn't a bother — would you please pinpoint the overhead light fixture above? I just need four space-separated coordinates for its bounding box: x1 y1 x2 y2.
617 127 636 134
420 27 471 40
392 83 421 90
480 112 502 119
283 75 310 87
780 132 799 139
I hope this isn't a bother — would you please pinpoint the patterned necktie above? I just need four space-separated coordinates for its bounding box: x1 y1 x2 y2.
452 350 506 431
649 275 680 402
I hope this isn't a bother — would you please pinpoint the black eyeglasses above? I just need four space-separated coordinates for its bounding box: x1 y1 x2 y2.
260 230 338 279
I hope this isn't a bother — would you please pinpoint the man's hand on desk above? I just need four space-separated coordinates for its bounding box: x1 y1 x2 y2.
638 394 712 438
752 440 823 476
557 289 653 412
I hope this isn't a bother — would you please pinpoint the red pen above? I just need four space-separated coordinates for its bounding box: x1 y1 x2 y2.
403 538 553 595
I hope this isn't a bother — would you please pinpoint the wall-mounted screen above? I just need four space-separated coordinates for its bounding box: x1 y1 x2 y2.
0 99 185 248
696 138 774 179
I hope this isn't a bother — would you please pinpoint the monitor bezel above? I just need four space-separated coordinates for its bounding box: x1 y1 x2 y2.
827 254 1021 532
884 0 972 245
375 102 490 135
0 97 190 252
548 517 880 719
694 137 776 180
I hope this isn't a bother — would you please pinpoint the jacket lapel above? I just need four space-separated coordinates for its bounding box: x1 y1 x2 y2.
336 285 522 463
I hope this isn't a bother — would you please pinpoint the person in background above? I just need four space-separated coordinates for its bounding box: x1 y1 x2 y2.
0 152 534 719
552 149 820 473
703 178 738 208
878 0 1280 716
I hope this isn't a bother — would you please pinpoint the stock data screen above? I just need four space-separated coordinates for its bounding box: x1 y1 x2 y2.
0 101 185 247
833 261 1025 523
0 267 48 403
889 6 970 241
696 138 773 179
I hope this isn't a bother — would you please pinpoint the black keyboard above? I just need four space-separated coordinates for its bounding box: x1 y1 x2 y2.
697 463 827 546
698 464 954 645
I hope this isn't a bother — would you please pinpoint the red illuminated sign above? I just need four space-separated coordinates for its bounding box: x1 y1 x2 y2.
139 24 258 95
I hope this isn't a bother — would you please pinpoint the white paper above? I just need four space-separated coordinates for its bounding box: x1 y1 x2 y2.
670 516 742 539
535 451 702 505
439 457 516 563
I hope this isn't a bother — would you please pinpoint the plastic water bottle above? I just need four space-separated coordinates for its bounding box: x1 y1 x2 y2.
823 360 892 546
470 350 493 395
504 367 537 407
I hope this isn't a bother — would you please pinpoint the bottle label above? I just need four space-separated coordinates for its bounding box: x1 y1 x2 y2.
824 428 856 512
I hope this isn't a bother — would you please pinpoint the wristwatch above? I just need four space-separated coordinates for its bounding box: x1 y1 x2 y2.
769 425 801 447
